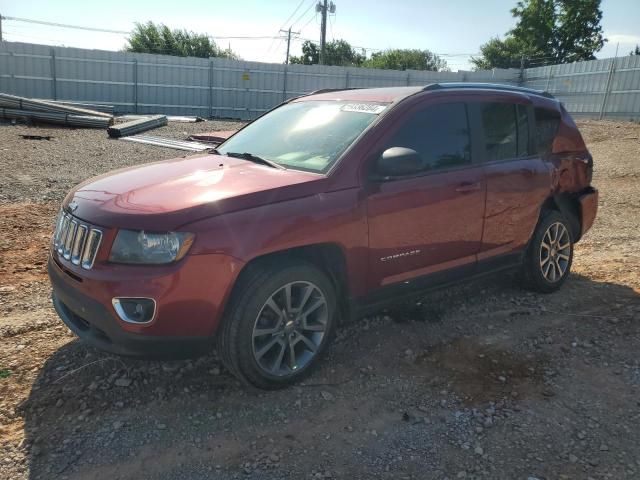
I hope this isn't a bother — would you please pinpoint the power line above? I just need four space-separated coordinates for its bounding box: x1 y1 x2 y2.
4 15 129 34
267 1 311 57
291 0 317 29
299 13 318 32
279 0 307 31
4 15 282 41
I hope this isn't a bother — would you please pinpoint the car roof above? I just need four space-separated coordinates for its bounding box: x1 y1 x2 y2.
293 86 424 104
294 83 552 104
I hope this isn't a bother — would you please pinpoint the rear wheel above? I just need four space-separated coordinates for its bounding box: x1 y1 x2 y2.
522 210 574 293
217 262 337 389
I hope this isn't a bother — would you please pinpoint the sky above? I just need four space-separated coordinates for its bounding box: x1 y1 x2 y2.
1 0 639 71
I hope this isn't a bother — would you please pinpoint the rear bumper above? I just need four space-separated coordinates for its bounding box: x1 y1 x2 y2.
578 187 598 237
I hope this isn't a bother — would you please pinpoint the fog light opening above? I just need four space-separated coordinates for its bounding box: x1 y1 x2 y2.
112 298 156 324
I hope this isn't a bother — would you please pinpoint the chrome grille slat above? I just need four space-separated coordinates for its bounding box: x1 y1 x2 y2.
63 220 78 260
71 225 88 265
53 213 65 247
52 210 102 270
81 229 102 270
57 215 70 254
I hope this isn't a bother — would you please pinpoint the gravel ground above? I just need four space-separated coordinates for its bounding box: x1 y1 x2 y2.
0 118 244 203
0 118 639 480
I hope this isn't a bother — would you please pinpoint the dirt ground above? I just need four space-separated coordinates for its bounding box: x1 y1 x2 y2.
0 118 639 480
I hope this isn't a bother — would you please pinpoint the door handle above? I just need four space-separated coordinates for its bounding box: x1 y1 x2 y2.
455 182 482 193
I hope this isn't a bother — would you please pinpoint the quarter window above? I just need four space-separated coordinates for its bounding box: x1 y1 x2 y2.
481 102 530 161
534 107 561 155
386 102 471 172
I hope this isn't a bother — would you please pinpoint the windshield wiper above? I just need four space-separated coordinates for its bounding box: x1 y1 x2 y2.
224 151 285 170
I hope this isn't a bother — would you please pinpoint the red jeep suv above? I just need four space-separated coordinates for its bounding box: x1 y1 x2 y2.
49 83 598 389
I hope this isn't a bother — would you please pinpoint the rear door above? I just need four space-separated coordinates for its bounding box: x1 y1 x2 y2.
364 98 486 291
476 96 551 264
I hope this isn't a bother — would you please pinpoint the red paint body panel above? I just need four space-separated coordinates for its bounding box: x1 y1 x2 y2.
481 157 551 257
67 154 323 230
49 85 597 353
365 167 485 288
50 249 243 337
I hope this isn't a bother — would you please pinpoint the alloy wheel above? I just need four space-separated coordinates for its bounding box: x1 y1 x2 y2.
251 281 328 377
539 222 571 282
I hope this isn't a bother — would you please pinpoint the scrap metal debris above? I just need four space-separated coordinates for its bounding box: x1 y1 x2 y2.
118 115 205 123
188 130 237 144
119 134 212 151
107 115 168 138
21 134 53 141
0 93 114 128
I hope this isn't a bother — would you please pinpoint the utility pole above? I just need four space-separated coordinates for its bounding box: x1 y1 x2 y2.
279 27 299 64
317 1 335 65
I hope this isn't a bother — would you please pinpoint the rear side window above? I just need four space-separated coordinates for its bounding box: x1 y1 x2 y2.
534 107 561 155
387 102 471 172
481 102 530 161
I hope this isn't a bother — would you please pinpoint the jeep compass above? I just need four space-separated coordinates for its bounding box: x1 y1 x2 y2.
49 83 598 389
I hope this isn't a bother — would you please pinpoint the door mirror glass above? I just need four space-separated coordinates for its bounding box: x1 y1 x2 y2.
376 147 423 177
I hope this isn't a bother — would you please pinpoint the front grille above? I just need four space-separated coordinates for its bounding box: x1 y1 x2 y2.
53 211 103 270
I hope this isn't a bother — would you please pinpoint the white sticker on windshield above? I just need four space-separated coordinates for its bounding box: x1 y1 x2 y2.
340 103 387 114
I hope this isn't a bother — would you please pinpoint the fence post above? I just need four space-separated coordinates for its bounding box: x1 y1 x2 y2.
345 71 349 88
132 58 138 114
406 71 410 86
208 59 213 119
599 57 616 120
50 48 57 100
545 64 553 92
282 65 288 103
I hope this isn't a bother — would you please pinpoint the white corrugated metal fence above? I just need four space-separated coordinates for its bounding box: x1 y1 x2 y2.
1 41 638 120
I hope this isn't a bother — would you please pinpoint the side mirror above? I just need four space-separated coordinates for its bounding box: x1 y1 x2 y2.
376 147 423 178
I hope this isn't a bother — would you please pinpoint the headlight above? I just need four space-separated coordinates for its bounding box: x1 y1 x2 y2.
109 230 195 265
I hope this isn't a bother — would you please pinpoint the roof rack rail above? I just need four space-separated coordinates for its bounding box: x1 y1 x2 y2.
423 82 554 99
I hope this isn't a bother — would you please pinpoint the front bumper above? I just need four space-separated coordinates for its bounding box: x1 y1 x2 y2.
48 251 242 359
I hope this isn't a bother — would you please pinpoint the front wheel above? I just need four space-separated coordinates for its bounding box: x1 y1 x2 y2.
522 210 574 293
217 262 337 389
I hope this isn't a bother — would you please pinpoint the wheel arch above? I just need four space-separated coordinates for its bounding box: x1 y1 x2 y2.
228 243 351 323
540 193 582 241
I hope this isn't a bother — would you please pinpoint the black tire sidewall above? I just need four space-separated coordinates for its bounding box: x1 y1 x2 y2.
524 210 574 293
223 262 337 389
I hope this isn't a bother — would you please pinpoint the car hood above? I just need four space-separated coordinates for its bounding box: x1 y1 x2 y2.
64 153 324 230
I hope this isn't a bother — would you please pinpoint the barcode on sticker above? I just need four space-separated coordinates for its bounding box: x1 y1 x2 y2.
340 104 387 114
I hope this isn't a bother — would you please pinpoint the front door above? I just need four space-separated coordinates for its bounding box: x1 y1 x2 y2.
365 100 486 291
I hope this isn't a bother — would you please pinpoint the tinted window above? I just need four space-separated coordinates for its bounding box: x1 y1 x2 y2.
386 103 471 172
534 107 561 155
516 104 530 156
481 102 530 161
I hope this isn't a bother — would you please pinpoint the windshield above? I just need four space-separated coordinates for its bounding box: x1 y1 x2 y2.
217 100 387 173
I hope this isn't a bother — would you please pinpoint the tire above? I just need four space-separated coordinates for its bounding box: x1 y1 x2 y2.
217 261 337 389
522 210 574 293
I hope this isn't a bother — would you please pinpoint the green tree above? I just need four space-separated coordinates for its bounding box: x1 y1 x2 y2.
554 0 606 63
630 45 640 56
470 37 537 69
289 41 319 65
472 0 606 69
290 40 365 66
125 22 238 59
364 49 448 71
